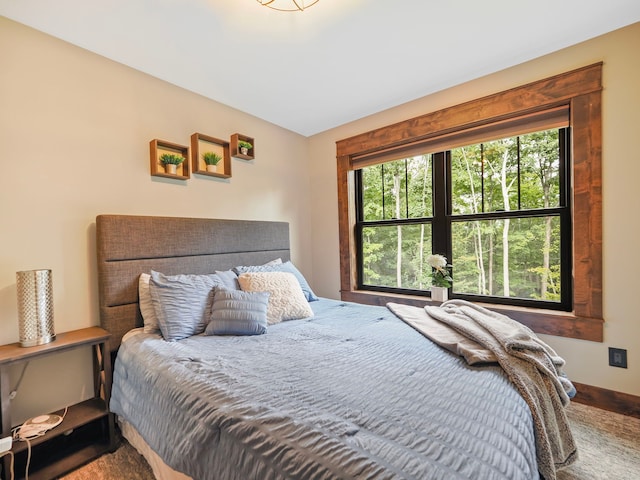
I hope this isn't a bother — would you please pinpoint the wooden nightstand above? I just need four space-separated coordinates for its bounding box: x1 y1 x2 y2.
0 327 116 480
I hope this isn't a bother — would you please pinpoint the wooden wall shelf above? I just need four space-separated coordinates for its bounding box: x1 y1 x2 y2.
150 139 190 180
231 133 255 160
190 133 231 179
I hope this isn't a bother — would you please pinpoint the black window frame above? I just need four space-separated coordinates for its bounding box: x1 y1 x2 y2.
354 128 572 311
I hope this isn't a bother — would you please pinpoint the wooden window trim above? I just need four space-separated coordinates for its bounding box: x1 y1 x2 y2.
336 63 603 342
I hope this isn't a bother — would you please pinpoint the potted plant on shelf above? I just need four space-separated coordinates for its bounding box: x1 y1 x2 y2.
238 140 252 156
427 254 453 302
159 153 185 175
202 152 222 173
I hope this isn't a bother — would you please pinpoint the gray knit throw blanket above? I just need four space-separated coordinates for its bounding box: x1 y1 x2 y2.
389 299 577 480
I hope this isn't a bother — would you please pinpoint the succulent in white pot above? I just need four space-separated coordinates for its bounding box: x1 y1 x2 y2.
238 140 252 156
160 153 185 175
203 152 222 172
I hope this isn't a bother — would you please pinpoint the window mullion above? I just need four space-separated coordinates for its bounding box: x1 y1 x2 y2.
432 152 448 258
405 158 409 219
381 164 385 219
517 136 522 210
559 128 573 309
480 144 485 213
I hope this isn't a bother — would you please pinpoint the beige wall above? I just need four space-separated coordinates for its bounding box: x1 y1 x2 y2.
0 17 311 422
309 22 640 397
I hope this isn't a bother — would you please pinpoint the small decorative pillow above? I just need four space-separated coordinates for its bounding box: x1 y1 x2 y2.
238 271 314 325
138 273 160 334
206 287 269 336
149 270 226 341
234 261 318 302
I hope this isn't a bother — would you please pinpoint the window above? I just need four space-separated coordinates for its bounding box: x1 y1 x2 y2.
356 127 571 310
336 64 603 341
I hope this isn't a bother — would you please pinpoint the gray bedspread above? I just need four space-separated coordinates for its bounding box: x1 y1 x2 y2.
110 299 538 480
387 301 576 480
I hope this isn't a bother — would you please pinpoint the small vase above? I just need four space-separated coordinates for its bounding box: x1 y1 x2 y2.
240 146 249 155
164 164 177 175
206 164 217 173
431 286 448 303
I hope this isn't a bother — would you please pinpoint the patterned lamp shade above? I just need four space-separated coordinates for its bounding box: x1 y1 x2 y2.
16 269 56 347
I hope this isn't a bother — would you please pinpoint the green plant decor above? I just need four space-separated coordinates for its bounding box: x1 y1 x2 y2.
238 140 253 150
203 152 222 166
159 153 185 165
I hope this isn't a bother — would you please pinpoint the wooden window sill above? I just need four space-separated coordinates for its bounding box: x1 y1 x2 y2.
341 289 603 342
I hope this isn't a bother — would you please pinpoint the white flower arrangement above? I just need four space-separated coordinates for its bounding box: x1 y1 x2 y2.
427 254 453 288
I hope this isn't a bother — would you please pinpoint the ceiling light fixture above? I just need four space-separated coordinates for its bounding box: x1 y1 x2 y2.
256 0 320 12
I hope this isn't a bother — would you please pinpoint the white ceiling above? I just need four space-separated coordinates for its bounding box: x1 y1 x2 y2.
2 0 640 136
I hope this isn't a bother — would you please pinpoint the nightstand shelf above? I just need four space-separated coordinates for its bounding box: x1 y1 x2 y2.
0 327 115 480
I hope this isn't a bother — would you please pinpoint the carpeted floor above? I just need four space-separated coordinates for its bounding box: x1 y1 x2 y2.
557 402 640 479
58 436 155 480
60 402 639 479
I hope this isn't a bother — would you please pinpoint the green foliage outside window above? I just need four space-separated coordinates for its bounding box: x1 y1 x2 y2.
358 128 566 305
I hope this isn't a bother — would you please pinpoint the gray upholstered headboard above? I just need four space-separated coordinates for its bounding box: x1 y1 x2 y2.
96 214 290 351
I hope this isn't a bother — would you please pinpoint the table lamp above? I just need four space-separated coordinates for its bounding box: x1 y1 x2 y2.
16 269 56 347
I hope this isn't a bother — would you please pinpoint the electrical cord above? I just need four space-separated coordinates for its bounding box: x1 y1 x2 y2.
10 437 30 480
0 450 14 480
9 362 29 401
11 407 68 480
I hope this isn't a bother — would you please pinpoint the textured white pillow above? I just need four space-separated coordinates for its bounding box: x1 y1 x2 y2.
238 272 313 325
233 261 318 302
138 273 160 334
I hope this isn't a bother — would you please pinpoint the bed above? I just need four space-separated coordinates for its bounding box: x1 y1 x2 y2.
96 214 572 480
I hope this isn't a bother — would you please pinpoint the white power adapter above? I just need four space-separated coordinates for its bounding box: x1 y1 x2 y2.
16 414 63 440
0 436 12 453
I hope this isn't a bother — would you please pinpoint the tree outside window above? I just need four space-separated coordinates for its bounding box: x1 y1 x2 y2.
357 128 571 310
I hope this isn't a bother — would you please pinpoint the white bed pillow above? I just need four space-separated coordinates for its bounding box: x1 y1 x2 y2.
212 259 280 291
213 270 241 290
138 273 160 334
264 258 283 266
233 260 318 302
238 272 313 325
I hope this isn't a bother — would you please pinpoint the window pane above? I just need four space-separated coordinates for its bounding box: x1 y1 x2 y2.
382 159 407 220
451 216 561 301
362 164 384 221
451 129 561 214
407 155 433 218
451 144 483 215
361 155 432 221
361 224 432 289
519 129 560 209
